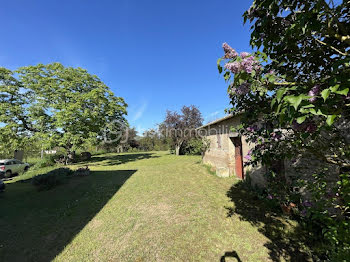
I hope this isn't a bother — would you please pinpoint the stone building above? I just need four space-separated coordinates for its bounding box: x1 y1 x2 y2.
198 114 255 179
198 114 336 190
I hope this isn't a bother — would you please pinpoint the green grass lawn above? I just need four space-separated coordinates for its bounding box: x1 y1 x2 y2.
0 151 312 262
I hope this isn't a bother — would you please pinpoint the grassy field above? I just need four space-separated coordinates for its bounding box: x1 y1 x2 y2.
0 151 311 262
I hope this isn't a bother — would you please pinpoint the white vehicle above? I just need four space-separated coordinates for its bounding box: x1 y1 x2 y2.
0 159 30 178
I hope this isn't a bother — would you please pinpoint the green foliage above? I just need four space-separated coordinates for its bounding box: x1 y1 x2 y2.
127 147 142 153
0 63 128 155
264 170 301 206
301 171 350 260
2 152 294 261
160 105 203 155
219 0 350 260
180 138 210 155
138 128 169 151
32 167 73 191
203 163 216 176
32 157 56 170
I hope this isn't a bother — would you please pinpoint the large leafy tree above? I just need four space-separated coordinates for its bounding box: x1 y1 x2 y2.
218 0 349 259
160 105 203 155
218 0 350 168
0 63 127 156
138 128 169 151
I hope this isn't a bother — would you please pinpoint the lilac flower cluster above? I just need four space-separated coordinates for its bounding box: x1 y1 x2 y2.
302 200 313 207
244 149 252 160
292 120 317 133
300 209 307 217
300 200 314 217
267 194 274 200
241 56 260 73
240 52 250 58
270 131 282 141
231 82 251 96
225 62 240 73
222 43 238 59
246 125 258 132
224 52 261 74
308 85 321 103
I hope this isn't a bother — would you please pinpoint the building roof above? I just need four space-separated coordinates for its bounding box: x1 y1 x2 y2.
198 114 236 129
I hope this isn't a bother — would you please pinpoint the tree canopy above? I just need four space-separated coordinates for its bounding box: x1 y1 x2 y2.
0 63 127 155
160 105 203 155
218 0 349 259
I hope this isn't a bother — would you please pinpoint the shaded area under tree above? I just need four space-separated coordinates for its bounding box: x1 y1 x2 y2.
84 152 160 166
225 181 317 262
0 169 136 262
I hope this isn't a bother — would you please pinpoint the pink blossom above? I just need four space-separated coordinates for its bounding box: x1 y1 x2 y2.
235 82 250 95
229 82 251 96
271 132 282 141
222 43 238 59
247 125 258 132
302 200 313 207
244 149 252 160
305 122 317 133
308 85 321 103
225 62 241 74
244 154 252 160
292 120 317 133
241 56 259 73
240 52 250 58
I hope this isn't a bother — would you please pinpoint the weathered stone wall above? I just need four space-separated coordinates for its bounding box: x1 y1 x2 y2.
201 116 252 178
201 115 345 193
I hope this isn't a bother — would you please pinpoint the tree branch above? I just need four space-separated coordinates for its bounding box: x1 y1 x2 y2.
314 37 348 56
272 82 297 86
18 116 39 133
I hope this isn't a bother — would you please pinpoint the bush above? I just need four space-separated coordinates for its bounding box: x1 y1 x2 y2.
128 147 140 153
255 169 350 260
32 157 55 170
32 167 73 191
180 138 210 155
80 152 92 161
301 172 350 260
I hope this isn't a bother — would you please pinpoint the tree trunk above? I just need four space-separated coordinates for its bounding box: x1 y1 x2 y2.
65 148 75 165
175 140 184 156
175 145 180 156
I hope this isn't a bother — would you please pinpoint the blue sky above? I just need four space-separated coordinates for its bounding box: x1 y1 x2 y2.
1 0 253 134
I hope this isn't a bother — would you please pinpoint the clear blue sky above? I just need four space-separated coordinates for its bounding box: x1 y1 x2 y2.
1 0 253 134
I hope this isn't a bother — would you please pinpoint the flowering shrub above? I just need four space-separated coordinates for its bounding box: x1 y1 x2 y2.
219 0 349 260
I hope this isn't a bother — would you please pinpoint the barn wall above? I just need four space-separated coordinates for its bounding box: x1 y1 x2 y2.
201 116 341 191
201 116 252 178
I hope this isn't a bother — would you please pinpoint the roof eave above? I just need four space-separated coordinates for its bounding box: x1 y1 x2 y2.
197 111 244 129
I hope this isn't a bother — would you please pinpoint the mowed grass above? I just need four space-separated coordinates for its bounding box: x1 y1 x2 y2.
0 151 308 262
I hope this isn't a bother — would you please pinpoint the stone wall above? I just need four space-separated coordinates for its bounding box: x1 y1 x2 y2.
201 116 252 178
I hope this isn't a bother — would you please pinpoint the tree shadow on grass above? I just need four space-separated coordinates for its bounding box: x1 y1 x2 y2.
0 170 136 262
225 181 314 262
81 152 159 166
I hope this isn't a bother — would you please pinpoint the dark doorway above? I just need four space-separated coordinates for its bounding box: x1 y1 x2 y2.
231 137 244 179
